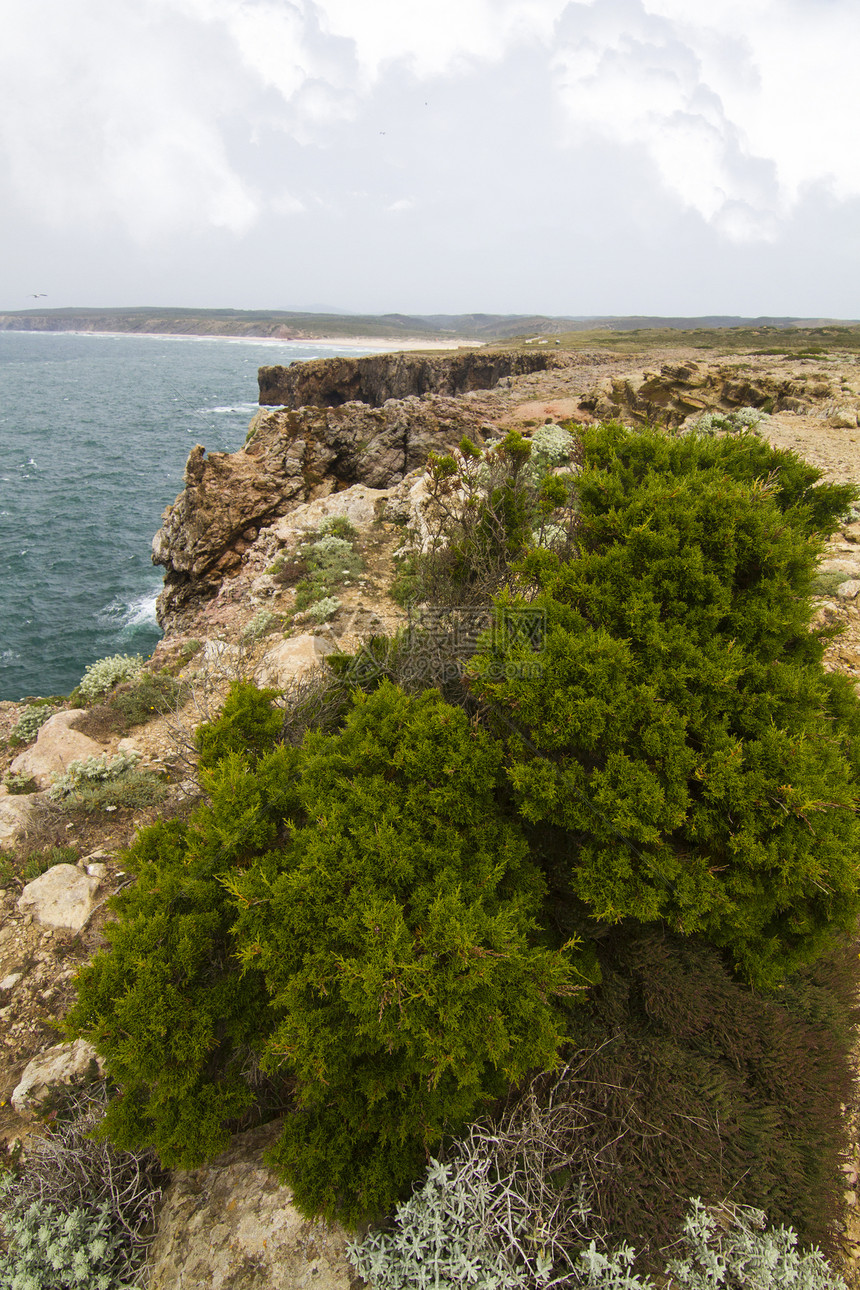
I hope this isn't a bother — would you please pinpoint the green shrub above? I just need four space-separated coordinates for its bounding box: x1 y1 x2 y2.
0 850 17 888
471 422 860 985
9 702 57 746
48 753 142 801
63 773 167 815
304 595 340 622
73 655 144 705
240 609 280 642
64 811 279 1168
810 567 851 598
108 671 183 726
67 682 580 1222
292 527 364 612
226 683 580 1221
406 429 579 607
4 772 38 795
47 753 166 814
574 929 854 1256
318 515 358 541
194 681 284 771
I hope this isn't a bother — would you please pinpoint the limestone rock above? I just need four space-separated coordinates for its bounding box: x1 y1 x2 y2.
9 710 105 790
11 1039 102 1118
268 486 390 540
144 1120 363 1290
0 788 35 845
837 580 860 601
831 408 859 429
17 863 101 930
255 634 334 688
201 639 242 675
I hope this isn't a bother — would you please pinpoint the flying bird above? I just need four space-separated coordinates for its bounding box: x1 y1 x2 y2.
28 293 47 299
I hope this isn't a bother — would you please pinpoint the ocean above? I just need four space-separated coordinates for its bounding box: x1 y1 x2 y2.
0 330 376 701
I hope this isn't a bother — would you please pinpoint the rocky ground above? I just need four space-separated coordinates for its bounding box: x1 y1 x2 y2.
3 342 860 1286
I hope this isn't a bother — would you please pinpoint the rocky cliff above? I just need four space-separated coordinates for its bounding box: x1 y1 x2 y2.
152 391 494 629
257 349 576 408
152 348 860 635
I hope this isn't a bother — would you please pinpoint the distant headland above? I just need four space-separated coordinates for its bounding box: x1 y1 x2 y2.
1 305 858 347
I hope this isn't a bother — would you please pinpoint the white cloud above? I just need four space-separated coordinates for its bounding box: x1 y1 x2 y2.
2 0 859 260
551 0 860 239
312 0 568 81
0 0 569 242
0 1 261 239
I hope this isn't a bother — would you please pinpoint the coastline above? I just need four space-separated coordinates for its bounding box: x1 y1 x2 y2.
0 327 479 352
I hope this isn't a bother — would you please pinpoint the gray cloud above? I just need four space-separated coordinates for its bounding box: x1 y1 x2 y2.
1 0 859 314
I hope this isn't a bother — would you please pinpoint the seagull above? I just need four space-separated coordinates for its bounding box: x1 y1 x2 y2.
28 293 47 299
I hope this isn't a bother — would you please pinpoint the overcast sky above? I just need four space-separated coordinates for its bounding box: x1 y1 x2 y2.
1 0 858 319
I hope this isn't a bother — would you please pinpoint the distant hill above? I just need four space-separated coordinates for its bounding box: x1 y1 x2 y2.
0 306 854 343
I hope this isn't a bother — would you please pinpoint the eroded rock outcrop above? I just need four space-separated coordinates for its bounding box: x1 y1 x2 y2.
152 394 491 630
582 359 860 427
258 348 577 408
144 1120 362 1290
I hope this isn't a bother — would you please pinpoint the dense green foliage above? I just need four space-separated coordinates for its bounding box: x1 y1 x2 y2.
66 417 860 1240
470 423 860 983
194 680 283 769
68 683 578 1220
64 806 275 1166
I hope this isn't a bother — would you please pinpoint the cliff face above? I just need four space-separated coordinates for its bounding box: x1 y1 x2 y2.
153 347 860 635
258 349 575 408
152 392 493 629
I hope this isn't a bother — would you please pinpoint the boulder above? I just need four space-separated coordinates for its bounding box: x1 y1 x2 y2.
267 485 390 542
830 408 858 429
11 1038 102 1118
837 580 860 601
0 789 35 845
143 1120 362 1290
255 634 334 688
17 863 101 930
9 710 105 791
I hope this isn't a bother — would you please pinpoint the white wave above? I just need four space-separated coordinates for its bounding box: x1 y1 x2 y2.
99 588 160 630
0 649 22 664
200 402 261 414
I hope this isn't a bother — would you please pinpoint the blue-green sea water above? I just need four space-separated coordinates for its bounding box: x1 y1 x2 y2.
0 331 374 700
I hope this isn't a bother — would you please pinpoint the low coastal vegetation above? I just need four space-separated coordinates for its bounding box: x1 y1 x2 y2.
5 416 860 1286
